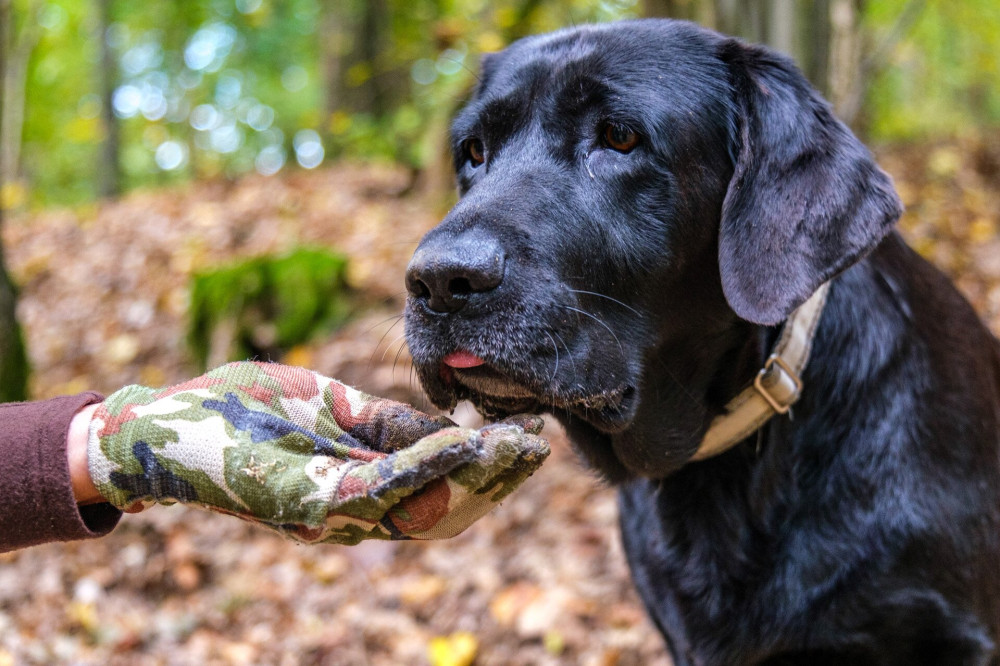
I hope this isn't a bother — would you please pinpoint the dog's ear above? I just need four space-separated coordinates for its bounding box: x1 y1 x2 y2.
717 41 902 325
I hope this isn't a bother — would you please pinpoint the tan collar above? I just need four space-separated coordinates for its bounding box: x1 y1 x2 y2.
692 282 831 461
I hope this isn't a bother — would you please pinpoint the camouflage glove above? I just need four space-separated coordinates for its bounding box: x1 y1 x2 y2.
87 362 549 544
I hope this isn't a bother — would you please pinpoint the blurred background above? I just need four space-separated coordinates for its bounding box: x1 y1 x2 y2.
0 1 998 664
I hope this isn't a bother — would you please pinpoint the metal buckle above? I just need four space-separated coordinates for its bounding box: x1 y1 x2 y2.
753 354 802 415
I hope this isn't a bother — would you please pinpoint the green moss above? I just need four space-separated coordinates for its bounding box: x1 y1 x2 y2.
187 247 352 369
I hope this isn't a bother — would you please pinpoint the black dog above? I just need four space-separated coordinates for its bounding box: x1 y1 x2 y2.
403 19 1000 665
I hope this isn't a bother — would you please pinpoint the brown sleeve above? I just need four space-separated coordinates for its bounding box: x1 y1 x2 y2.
0 393 122 553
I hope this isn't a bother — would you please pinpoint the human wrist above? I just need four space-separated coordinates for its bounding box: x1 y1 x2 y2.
67 403 103 505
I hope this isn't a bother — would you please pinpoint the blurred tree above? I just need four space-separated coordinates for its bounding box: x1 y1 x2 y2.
319 0 406 137
640 0 940 133
1 0 41 192
96 0 122 197
358 0 393 117
0 0 31 401
318 0 349 141
643 0 866 123
643 0 713 23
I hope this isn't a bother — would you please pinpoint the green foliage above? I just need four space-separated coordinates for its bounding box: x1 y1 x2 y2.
19 0 100 205
14 0 641 207
9 0 1000 207
865 0 1000 140
187 247 352 370
21 0 323 206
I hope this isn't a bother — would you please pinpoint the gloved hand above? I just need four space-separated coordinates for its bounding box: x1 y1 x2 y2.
87 362 549 544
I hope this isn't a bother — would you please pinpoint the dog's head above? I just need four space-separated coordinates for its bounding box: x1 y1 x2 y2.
404 20 901 482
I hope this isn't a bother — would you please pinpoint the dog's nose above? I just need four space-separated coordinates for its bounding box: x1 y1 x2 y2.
406 234 506 313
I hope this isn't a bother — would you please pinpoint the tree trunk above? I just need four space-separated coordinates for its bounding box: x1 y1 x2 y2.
643 0 718 24
0 244 28 403
798 0 832 97
712 0 765 41
0 0 39 191
318 0 397 120
0 0 30 402
642 0 675 19
711 0 738 34
640 0 867 129
827 0 864 123
358 0 389 118
318 0 349 139
96 0 121 198
765 0 797 58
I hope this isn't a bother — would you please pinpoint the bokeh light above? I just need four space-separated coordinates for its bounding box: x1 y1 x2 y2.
293 129 324 169
154 140 188 171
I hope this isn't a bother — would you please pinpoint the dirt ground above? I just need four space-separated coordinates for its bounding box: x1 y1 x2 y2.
1 136 998 665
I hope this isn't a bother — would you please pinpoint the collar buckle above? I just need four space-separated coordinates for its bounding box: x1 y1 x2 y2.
753 354 803 415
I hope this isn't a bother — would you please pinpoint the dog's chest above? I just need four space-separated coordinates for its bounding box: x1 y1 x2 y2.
617 470 911 664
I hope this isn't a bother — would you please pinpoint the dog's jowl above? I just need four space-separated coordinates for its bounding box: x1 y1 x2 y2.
404 19 1000 666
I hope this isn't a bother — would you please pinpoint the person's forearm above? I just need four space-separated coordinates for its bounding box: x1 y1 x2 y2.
68 403 103 505
0 393 120 552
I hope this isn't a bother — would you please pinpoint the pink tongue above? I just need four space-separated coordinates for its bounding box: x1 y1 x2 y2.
443 350 486 368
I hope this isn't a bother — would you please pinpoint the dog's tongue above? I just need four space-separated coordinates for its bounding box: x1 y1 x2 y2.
443 350 486 368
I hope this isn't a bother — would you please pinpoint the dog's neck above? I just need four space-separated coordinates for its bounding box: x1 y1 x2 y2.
559 244 829 482
692 282 831 461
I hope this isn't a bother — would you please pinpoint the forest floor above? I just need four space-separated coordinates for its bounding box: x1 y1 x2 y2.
1 135 999 665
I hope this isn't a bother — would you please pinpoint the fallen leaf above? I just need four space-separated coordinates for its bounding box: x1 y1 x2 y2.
67 601 98 634
427 631 478 666
489 582 541 626
399 574 448 607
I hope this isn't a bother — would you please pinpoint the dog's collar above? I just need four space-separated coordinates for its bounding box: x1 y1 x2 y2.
692 282 831 461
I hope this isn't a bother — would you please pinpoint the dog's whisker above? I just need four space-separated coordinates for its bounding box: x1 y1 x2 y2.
364 292 411 312
365 312 406 370
364 313 405 335
381 333 408 363
568 289 643 317
560 305 625 356
544 330 560 383
391 339 410 384
550 330 578 382
407 363 424 411
375 315 404 344
370 320 406 372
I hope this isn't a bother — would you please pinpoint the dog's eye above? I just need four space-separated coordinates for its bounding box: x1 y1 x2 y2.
603 123 639 153
464 138 485 167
